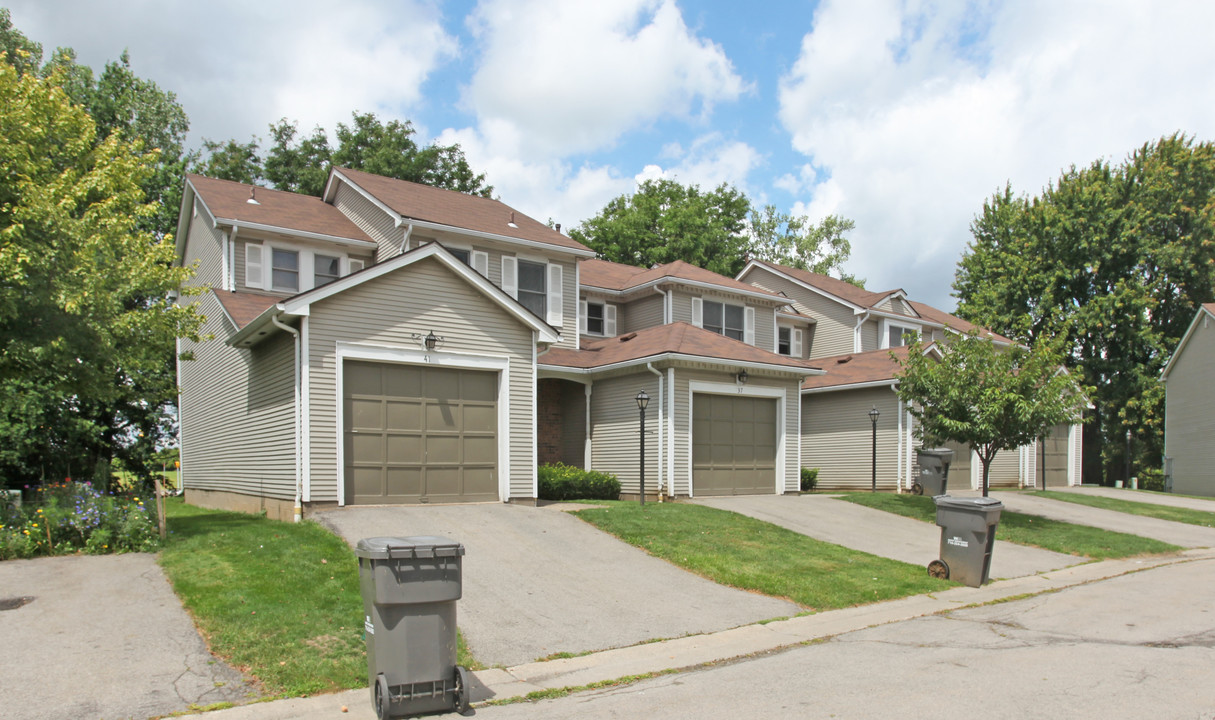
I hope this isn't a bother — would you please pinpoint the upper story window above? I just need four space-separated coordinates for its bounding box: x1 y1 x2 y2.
884 321 921 348
579 300 617 337
704 300 745 341
587 302 604 334
517 259 547 318
314 254 341 287
246 242 360 294
271 249 299 292
778 326 804 357
448 248 471 265
502 256 563 326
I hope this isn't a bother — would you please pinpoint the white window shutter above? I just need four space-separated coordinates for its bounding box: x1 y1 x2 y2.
691 297 703 328
547 263 563 326
347 258 365 275
605 304 617 336
578 300 588 334
472 251 489 277
792 328 803 358
245 243 264 289
744 306 756 345
502 256 517 298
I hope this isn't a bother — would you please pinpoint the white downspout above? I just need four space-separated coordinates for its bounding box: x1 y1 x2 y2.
584 383 593 469
646 363 664 500
667 367 676 498
895 389 904 493
272 315 302 522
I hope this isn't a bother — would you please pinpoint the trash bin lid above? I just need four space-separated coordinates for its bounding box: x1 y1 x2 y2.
916 448 955 460
933 495 1003 510
355 535 466 559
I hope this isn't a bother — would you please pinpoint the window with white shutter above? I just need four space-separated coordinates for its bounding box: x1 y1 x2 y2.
502 256 518 299
792 328 803 357
604 304 617 336
744 306 755 345
472 251 489 277
547 263 563 326
579 300 588 334
691 297 703 328
245 243 264 289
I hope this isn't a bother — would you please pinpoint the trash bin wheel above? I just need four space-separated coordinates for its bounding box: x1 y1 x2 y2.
911 482 924 496
453 665 471 715
927 559 949 579
374 673 392 720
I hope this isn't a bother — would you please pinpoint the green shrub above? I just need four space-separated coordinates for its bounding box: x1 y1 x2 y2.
538 463 621 501
1139 467 1165 492
0 480 159 560
800 467 819 492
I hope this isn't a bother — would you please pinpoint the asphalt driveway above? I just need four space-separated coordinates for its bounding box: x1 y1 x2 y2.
0 554 253 720
314 503 799 668
692 494 1084 580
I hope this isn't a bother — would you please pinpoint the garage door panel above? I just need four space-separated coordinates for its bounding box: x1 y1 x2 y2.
426 368 461 400
385 434 421 464
692 393 778 497
462 373 497 402
385 401 422 431
464 436 497 464
349 467 383 499
463 405 496 431
463 467 497 498
351 434 383 462
384 364 421 397
385 467 422 499
427 403 460 430
346 363 383 396
349 399 382 430
425 467 461 497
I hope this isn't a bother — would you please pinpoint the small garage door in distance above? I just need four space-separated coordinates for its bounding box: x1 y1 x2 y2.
692 394 777 496
344 360 498 505
1041 423 1070 488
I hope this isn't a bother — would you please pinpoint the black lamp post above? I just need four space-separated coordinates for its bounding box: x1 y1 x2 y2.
868 406 880 493
1125 429 1132 487
637 390 649 506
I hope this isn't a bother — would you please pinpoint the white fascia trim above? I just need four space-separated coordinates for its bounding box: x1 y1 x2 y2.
1161 306 1214 380
777 311 815 324
803 379 900 395
538 353 823 378
174 180 198 260
738 260 865 312
217 218 377 250
688 380 787 497
405 217 597 258
334 341 513 506
879 317 924 349
300 317 311 503
324 171 403 226
869 307 931 325
279 242 561 344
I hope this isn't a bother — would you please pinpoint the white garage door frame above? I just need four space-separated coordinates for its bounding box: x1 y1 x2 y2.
687 380 786 498
335 340 512 505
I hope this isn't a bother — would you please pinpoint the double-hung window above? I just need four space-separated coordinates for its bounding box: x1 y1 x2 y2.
517 259 547 318
271 249 300 292
314 254 341 287
778 326 804 357
586 302 605 334
884 321 920 348
703 300 745 341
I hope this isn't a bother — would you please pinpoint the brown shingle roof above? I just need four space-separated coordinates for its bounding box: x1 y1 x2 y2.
1203 302 1215 315
749 259 898 309
214 291 278 330
333 167 592 254
540 322 820 372
801 347 912 391
186 174 374 243
581 258 785 300
906 301 1013 343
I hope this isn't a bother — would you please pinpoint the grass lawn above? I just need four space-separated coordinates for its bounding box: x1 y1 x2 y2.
574 501 952 611
1033 491 1215 528
158 499 480 699
839 494 1180 560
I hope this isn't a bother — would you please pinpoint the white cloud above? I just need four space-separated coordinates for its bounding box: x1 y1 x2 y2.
461 0 747 158
778 0 1215 308
631 133 762 191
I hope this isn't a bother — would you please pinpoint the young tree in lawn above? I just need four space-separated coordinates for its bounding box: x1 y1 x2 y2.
894 333 1083 496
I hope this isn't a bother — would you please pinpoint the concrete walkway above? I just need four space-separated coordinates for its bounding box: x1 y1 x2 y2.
314 504 798 667
981 491 1215 548
198 547 1215 720
1052 485 1215 512
692 494 1083 580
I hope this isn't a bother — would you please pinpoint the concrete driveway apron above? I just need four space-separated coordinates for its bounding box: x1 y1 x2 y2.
986 491 1215 548
0 554 253 720
314 504 799 668
1051 485 1215 513
692 494 1083 580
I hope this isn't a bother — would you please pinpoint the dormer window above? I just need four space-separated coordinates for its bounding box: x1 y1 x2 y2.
579 300 616 336
271 249 299 292
883 319 921 348
314 254 341 287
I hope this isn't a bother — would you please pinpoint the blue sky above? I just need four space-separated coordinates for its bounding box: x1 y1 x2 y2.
9 0 1215 311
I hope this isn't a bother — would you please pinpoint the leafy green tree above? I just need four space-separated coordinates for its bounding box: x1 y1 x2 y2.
263 119 331 195
747 206 862 285
0 58 203 487
571 179 754 277
894 334 1083 496
197 137 264 185
954 135 1215 483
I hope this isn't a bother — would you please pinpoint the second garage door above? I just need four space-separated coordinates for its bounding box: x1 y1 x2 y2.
1041 423 1071 487
344 360 498 505
692 394 777 496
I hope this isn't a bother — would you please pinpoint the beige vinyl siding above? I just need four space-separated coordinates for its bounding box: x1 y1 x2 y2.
858 318 880 353
588 373 661 494
182 209 224 289
802 387 903 491
877 296 916 317
306 256 537 501
332 182 404 260
743 267 858 358
1165 315 1215 496
671 369 802 496
178 292 296 499
620 293 664 333
984 448 1025 488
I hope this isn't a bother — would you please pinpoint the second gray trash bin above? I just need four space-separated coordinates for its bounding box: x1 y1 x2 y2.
928 496 1003 587
912 448 954 496
355 536 470 719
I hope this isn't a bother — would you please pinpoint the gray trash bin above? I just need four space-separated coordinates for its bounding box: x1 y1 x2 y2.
912 448 954 496
355 536 470 719
928 496 1003 587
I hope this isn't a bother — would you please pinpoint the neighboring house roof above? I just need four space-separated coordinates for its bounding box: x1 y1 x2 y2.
907 300 1013 344
228 242 561 348
213 291 278 330
181 174 375 247
741 259 905 311
327 167 594 256
539 322 823 374
580 258 788 303
1160 303 1215 381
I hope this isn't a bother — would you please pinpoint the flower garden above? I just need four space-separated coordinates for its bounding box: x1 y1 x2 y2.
0 481 160 560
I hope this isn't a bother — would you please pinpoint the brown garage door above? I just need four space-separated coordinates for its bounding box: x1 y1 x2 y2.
1041 423 1070 487
942 440 972 490
692 394 777 496
344 361 498 505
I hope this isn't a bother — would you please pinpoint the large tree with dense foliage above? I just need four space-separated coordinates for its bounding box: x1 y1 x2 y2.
200 112 493 198
0 57 203 487
954 135 1215 485
572 178 858 280
894 334 1083 496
